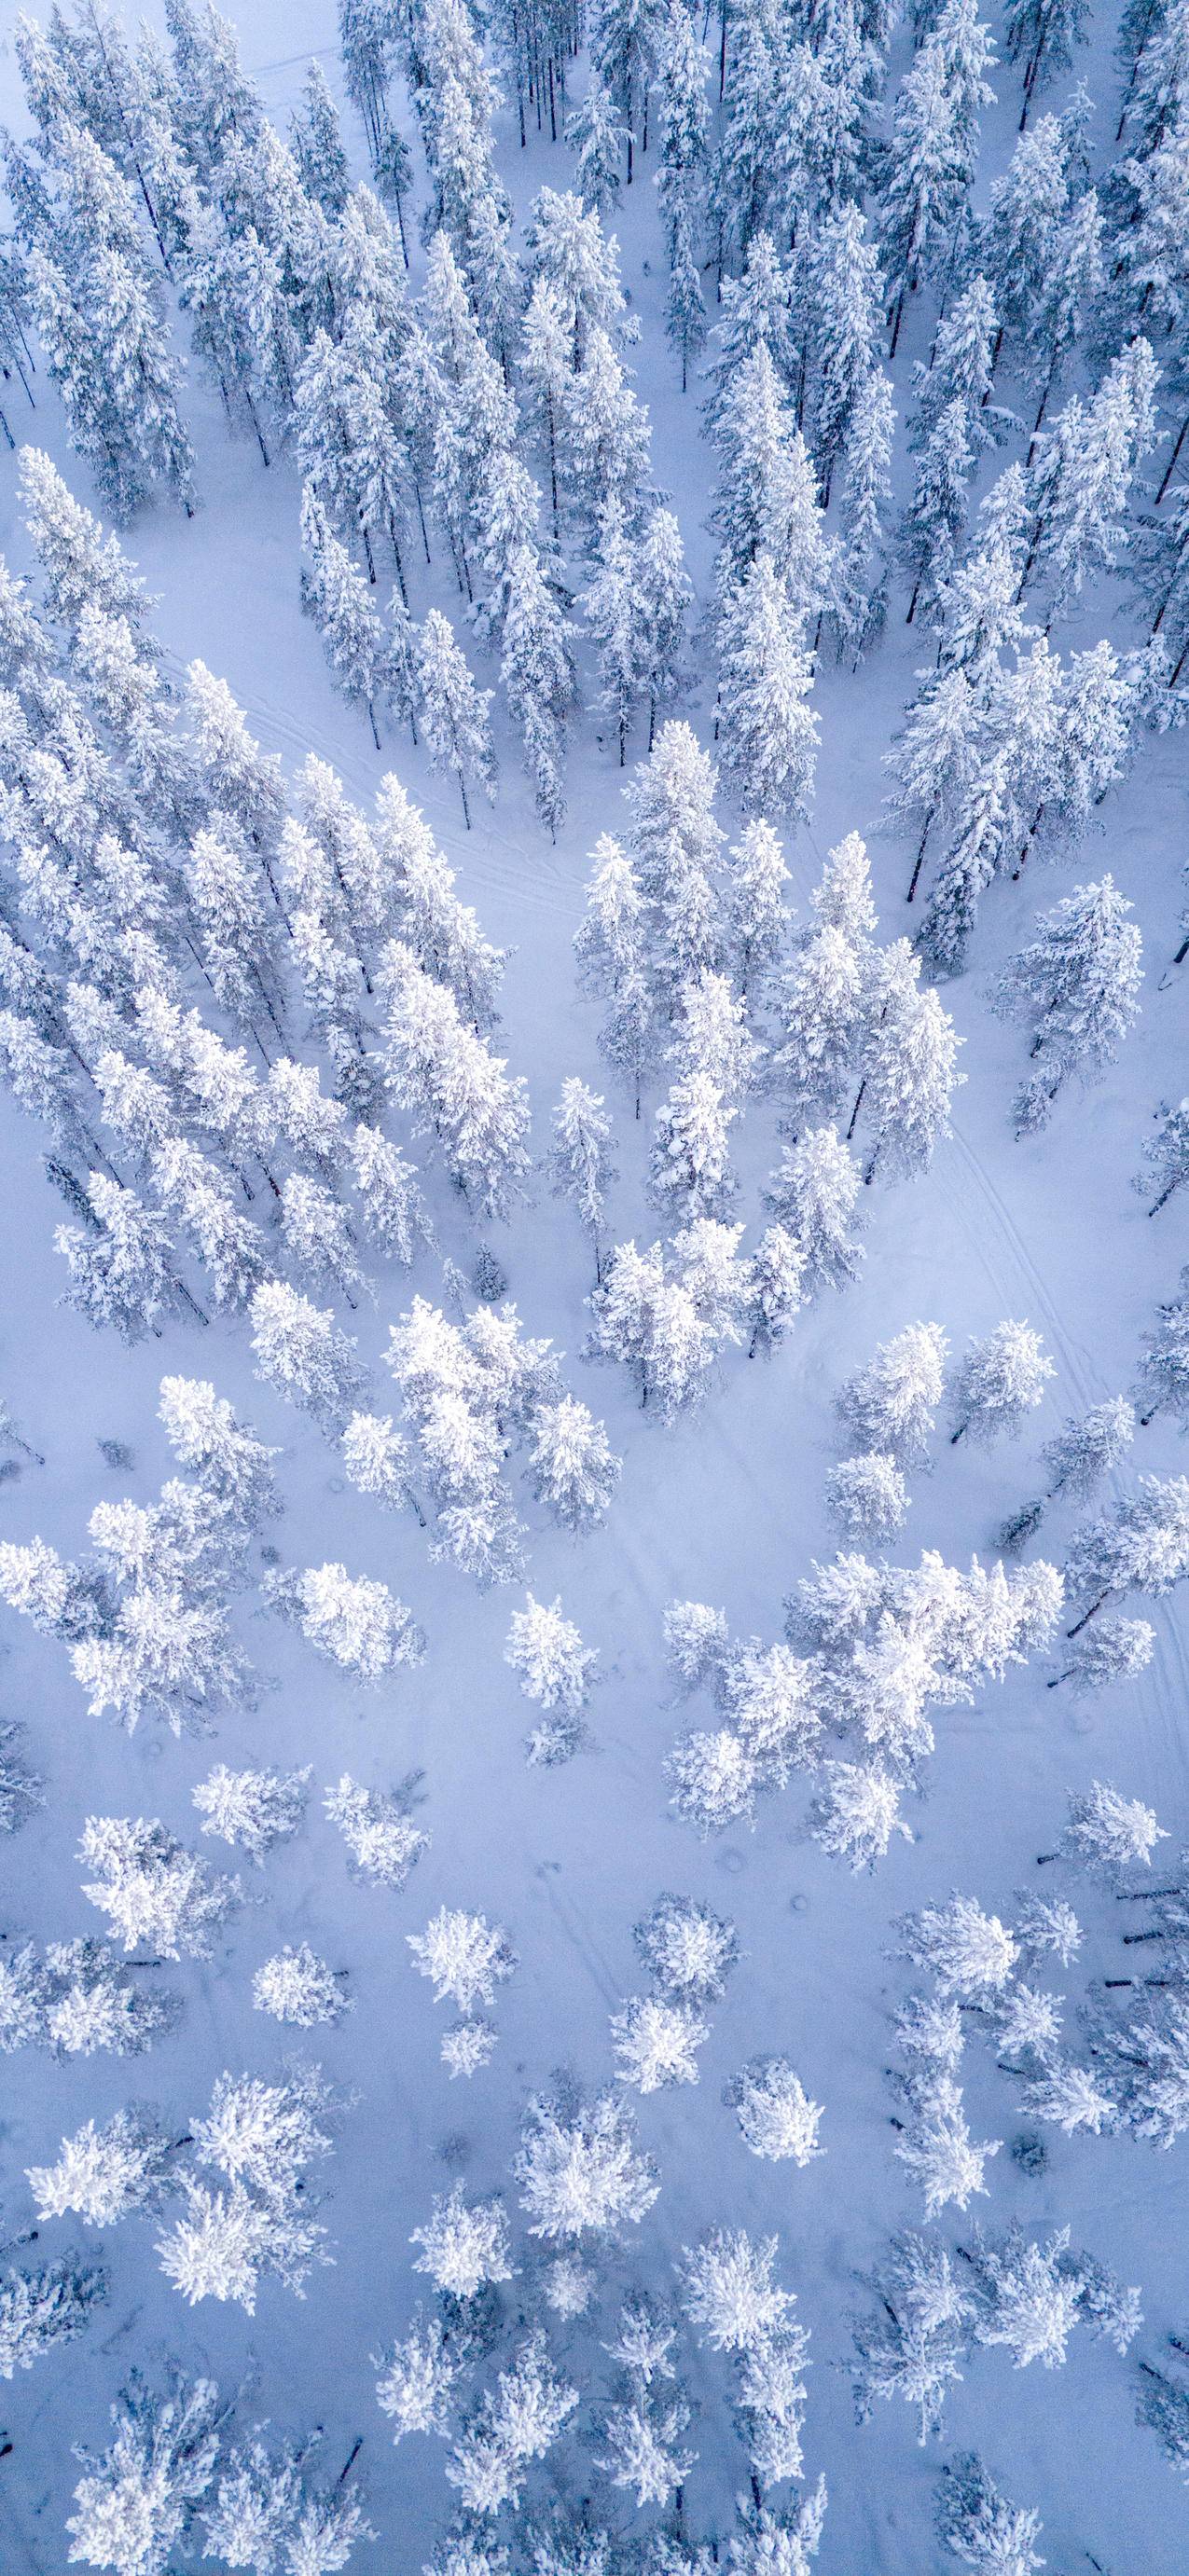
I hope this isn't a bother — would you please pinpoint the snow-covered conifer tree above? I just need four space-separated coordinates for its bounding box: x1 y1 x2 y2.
254 1944 352 2029
858 955 964 1186
949 1321 1054 1445
546 1077 616 1280
826 1452 910 1544
633 1891 740 2000
1065 1475 1189 1631
290 59 349 216
505 1592 597 1763
1137 1101 1189 1218
934 2453 1045 2575
266 1560 424 1684
716 554 820 824
78 1814 242 1960
408 1908 518 2016
1049 1778 1166 1883
324 1773 429 1889
612 1991 708 2093
992 877 1143 1133
1 2252 108 2381
191 1763 310 1865
898 1894 1018 2000
65 2365 223 2569
249 1280 364 1429
28 2108 173 2230
726 2056 825 2166
809 1760 913 1871
764 1124 864 1293
516 2085 659 2240
838 1322 947 1466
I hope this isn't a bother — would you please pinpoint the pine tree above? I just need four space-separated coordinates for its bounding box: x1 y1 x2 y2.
637 503 691 742
992 877 1144 1134
764 1123 865 1293
887 668 985 903
880 25 980 357
565 72 625 214
299 489 385 747
547 1077 616 1280
1137 1100 1189 1216
415 608 496 826
716 554 820 825
290 59 349 215
499 543 574 836
838 1322 948 1464
581 497 647 765
833 365 896 663
807 204 884 504
1025 338 1159 611
934 2454 1045 2575
858 951 965 1184
949 1320 1054 1445
901 397 974 627
1136 1268 1189 1429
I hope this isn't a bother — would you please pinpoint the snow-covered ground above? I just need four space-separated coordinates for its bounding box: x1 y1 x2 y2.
1 1 1187 2568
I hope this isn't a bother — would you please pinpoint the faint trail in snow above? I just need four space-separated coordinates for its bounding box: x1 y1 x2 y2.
941 1123 1098 1407
535 1868 622 2010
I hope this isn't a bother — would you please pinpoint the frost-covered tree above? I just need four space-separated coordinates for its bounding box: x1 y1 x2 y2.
78 1815 242 1960
716 555 819 827
1025 339 1158 613
249 1281 364 1431
633 1891 740 2002
838 1322 947 1467
949 1322 1054 1446
612 1991 708 2093
1065 1475 1189 1631
300 490 386 748
416 607 496 828
1136 1270 1189 1431
825 1452 909 1544
726 2056 825 2167
667 1724 760 1836
1049 1612 1155 1695
253 1944 352 2030
56 1172 196 1343
446 2329 578 2517
809 1760 914 1872
380 941 532 1215
851 2231 975 2442
898 1894 1019 2000
323 1773 429 1889
546 1078 616 1281
934 2454 1045 2575
408 1908 518 2015
1137 1100 1189 1218
65 2364 223 2574
993 877 1143 1133
678 2226 797 2354
28 2107 173 2229
266 1561 424 1683
410 2183 514 2303
517 2082 658 2243
505 1592 597 1762
765 1124 864 1294
0 2250 107 2380
528 1394 621 1536
191 1763 311 1865
858 958 964 1186
1046 1778 1167 1883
